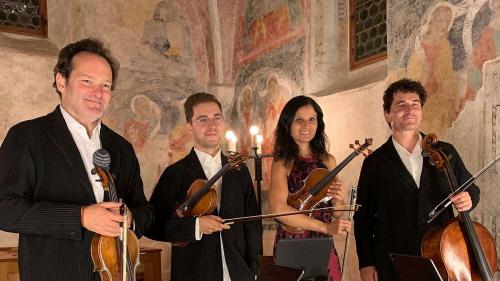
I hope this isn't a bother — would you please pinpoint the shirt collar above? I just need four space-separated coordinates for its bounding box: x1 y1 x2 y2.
392 134 422 157
60 105 101 140
194 147 222 166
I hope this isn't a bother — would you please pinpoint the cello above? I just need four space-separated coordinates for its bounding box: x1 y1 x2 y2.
90 149 140 281
420 134 497 281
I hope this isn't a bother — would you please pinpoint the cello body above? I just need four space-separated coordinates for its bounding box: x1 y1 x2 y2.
422 218 497 281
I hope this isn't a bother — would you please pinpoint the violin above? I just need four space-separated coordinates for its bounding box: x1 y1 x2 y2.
173 152 248 247
284 138 372 233
90 149 140 281
420 134 497 281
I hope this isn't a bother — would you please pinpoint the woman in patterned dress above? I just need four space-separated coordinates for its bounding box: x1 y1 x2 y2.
269 95 352 281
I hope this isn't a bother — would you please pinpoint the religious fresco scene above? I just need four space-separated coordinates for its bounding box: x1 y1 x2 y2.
1 0 500 280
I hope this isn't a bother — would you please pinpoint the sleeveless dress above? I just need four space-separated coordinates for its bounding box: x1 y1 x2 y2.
272 157 342 281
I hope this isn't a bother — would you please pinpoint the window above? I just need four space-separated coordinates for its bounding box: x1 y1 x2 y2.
0 0 47 37
349 0 386 70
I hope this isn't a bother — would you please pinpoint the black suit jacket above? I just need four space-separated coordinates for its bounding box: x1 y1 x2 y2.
147 148 263 281
354 136 480 281
0 107 154 281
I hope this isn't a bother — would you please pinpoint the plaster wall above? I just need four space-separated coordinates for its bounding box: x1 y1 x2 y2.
2 0 500 280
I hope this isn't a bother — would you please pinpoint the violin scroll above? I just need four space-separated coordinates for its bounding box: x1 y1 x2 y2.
227 151 248 171
349 138 373 157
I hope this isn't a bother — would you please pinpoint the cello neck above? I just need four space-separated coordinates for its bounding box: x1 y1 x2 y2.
443 162 494 281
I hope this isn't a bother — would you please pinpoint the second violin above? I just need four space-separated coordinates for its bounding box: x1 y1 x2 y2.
284 138 372 233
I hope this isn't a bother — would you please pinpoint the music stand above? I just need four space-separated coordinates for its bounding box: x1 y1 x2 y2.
257 263 304 281
275 238 332 279
389 253 444 281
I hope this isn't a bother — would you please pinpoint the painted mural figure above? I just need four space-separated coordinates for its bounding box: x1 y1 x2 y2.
168 99 193 164
123 94 161 153
0 38 154 281
407 4 459 136
238 85 255 152
248 1 292 52
123 95 169 196
354 79 479 281
147 92 262 281
261 75 289 187
141 0 183 58
464 0 500 109
269 95 351 281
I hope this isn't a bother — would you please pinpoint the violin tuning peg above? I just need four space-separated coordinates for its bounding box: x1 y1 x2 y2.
349 144 355 150
355 140 360 145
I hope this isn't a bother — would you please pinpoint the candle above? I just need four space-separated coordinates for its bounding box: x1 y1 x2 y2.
230 136 237 152
249 125 259 148
225 131 237 152
256 134 263 152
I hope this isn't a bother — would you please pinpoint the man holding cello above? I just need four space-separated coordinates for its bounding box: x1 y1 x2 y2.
0 38 154 281
354 78 480 281
147 92 262 281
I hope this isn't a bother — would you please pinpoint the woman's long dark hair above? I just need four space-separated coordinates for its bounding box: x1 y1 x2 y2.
273 95 329 164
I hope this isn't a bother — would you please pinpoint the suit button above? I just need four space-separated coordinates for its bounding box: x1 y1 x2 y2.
70 231 75 236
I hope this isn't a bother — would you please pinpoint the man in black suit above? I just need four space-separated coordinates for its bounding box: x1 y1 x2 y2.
354 78 480 281
147 92 262 281
0 38 154 281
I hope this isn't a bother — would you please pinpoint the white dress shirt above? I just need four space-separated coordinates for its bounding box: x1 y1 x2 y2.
193 147 231 281
392 135 423 188
60 106 104 202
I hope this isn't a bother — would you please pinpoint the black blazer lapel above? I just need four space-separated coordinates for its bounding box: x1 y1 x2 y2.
219 153 229 214
379 137 419 190
45 107 97 202
185 148 208 180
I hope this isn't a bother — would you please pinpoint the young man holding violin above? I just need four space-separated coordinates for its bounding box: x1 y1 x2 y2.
354 78 480 281
147 92 262 281
0 38 154 281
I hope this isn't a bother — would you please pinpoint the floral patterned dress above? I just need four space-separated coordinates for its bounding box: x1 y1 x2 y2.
272 156 342 281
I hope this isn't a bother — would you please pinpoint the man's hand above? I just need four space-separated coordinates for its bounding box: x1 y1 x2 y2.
108 204 133 228
199 215 230 235
451 191 472 212
81 202 124 237
360 266 378 281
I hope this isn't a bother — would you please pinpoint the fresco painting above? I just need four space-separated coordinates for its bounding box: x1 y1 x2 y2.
464 0 500 109
141 0 187 59
401 0 500 137
239 0 305 62
230 69 295 189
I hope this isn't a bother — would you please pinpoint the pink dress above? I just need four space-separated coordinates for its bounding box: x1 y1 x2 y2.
272 156 342 281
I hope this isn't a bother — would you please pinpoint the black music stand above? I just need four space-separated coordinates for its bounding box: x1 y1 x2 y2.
389 253 444 281
257 263 304 281
275 238 332 280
